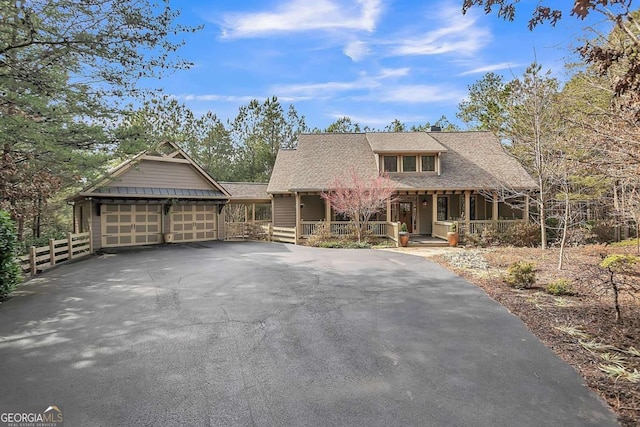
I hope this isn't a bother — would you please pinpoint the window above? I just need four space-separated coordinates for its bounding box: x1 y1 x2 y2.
402 156 417 172
460 195 476 220
437 196 448 221
383 156 398 172
422 155 436 172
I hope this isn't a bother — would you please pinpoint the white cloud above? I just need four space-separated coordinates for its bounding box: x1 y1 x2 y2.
329 112 429 126
221 0 382 38
179 94 258 103
271 68 410 98
344 40 371 62
389 5 490 57
458 62 520 76
378 68 410 78
373 85 466 104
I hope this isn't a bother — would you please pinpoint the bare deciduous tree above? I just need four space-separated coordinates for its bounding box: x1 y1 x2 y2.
321 170 397 243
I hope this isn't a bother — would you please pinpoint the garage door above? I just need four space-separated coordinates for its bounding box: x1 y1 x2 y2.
101 204 162 247
171 205 217 242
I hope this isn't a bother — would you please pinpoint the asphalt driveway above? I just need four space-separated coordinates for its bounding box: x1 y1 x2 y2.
0 241 618 426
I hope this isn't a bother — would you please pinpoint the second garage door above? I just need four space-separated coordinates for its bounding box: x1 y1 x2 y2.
171 205 218 242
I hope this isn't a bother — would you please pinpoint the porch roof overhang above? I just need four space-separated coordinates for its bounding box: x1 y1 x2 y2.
270 187 535 196
69 187 229 203
227 197 272 204
80 197 228 205
373 149 447 154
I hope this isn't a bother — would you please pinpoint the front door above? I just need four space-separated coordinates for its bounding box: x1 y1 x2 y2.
399 202 413 232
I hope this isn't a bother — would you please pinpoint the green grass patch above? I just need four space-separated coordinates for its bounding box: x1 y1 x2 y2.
611 238 640 247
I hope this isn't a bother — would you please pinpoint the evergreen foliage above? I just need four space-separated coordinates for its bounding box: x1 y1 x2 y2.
0 211 22 299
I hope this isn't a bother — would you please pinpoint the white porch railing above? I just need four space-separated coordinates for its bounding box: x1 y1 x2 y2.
433 221 453 240
300 221 388 238
463 220 524 235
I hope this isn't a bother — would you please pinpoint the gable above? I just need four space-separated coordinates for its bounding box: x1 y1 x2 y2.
106 159 215 190
69 141 232 201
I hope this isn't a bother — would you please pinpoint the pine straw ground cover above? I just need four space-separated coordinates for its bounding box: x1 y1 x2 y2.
431 245 640 427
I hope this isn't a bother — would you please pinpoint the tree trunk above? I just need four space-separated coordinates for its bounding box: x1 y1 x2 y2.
539 196 547 249
612 281 622 324
558 192 569 270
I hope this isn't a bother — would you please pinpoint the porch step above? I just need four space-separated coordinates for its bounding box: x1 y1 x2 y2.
408 241 449 248
407 237 449 248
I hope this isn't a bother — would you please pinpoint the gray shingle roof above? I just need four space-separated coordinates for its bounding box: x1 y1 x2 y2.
267 131 535 193
289 133 378 191
93 187 226 197
366 132 447 153
267 150 298 194
428 131 536 189
220 182 270 200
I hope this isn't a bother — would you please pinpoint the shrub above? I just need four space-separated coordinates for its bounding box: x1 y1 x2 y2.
318 241 344 248
502 222 541 247
345 241 371 249
306 221 333 247
596 254 640 323
316 240 371 249
480 223 501 246
0 210 22 299
545 278 573 296
505 261 536 289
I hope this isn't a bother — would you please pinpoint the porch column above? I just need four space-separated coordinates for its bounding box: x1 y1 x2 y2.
524 194 530 223
492 192 499 221
386 197 391 223
88 201 93 253
432 192 438 223
325 197 331 222
295 192 301 244
244 204 249 223
464 190 471 230
252 203 256 223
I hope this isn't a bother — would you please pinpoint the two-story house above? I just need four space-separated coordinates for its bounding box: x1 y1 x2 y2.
267 131 536 241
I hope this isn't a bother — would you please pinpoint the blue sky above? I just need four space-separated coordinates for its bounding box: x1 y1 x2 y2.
155 0 608 130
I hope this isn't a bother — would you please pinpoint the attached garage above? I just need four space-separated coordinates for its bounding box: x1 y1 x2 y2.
69 142 230 251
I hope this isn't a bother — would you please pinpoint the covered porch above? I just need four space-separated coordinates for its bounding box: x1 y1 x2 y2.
292 190 529 243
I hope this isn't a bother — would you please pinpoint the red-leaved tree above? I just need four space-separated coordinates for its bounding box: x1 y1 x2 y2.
321 169 397 242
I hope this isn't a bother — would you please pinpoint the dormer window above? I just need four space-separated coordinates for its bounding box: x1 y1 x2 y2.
381 154 439 174
402 156 417 172
421 155 436 172
383 156 398 172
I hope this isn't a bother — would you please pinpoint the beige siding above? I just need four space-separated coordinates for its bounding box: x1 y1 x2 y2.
478 197 490 220
301 195 325 221
218 206 226 239
73 201 91 233
450 195 461 219
418 198 432 234
273 195 296 227
92 204 102 251
108 160 215 190
499 203 522 220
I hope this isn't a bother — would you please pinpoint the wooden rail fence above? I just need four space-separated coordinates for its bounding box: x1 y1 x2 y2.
17 231 92 278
